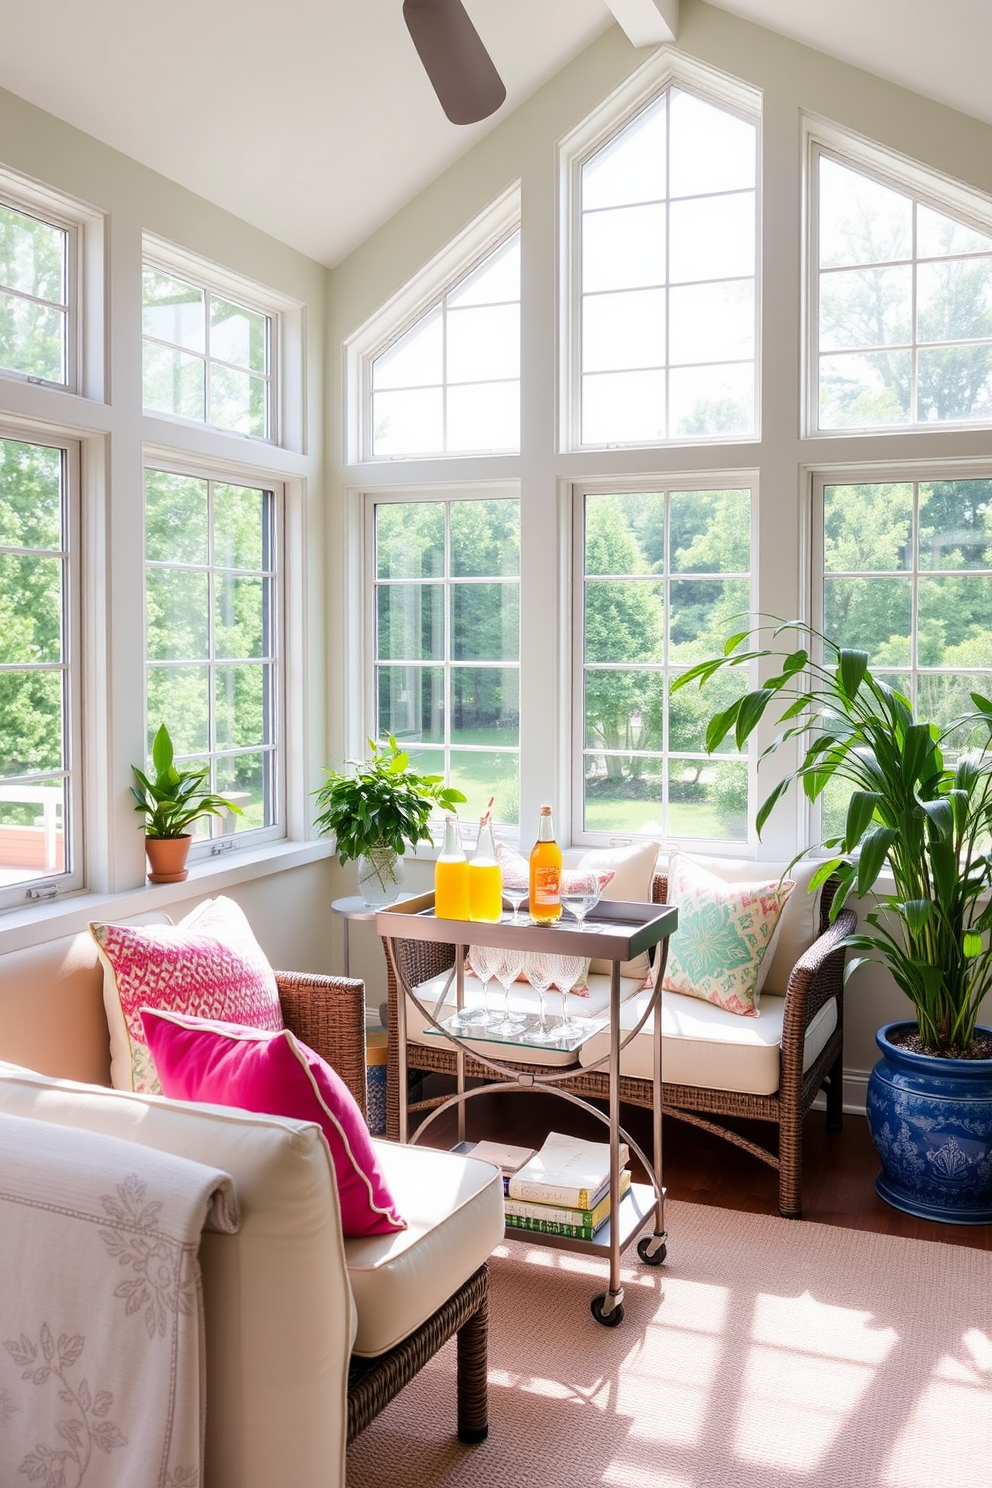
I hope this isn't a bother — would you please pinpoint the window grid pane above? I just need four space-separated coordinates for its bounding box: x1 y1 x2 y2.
580 487 751 842
0 202 69 384
578 89 757 447
144 469 279 839
370 233 521 458
373 497 520 829
142 266 273 439
0 437 74 891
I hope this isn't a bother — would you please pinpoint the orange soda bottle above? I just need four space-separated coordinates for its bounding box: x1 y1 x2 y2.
434 815 470 920
529 805 562 925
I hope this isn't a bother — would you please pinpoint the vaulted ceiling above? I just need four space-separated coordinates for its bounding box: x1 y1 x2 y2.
0 0 988 266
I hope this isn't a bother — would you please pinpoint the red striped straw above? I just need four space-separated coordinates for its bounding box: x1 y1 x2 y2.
482 795 494 825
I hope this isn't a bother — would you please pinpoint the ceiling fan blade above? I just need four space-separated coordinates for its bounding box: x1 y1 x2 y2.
402 0 506 126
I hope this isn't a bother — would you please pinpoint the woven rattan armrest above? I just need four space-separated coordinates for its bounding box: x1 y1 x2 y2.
275 970 368 1120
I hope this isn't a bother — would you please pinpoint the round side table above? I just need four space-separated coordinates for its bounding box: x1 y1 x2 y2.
330 896 379 979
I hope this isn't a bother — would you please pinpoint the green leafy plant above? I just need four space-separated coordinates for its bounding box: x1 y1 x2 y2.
313 736 466 865
131 724 243 839
672 618 992 1056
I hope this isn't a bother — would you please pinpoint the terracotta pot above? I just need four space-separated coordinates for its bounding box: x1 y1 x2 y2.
145 835 192 884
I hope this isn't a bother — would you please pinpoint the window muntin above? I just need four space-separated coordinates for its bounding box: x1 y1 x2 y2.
576 89 757 448
370 233 520 459
371 494 520 827
815 152 992 430
142 266 272 438
144 468 280 842
816 474 992 833
0 201 69 386
0 434 79 898
577 484 752 841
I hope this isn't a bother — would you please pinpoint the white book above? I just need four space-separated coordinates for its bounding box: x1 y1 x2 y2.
507 1131 630 1207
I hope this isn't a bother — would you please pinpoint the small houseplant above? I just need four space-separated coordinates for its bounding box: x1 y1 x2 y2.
673 618 992 1222
131 723 243 883
314 734 466 905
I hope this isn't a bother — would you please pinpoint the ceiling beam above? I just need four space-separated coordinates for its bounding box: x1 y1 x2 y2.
603 0 678 47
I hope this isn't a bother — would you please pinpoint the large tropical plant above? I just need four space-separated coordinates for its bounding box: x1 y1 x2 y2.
672 619 992 1056
131 724 243 838
313 735 466 875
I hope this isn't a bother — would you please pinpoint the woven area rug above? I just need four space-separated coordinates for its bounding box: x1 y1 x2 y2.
346 1200 992 1488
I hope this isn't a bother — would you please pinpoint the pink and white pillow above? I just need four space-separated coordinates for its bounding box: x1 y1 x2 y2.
90 896 284 1093
141 1008 406 1238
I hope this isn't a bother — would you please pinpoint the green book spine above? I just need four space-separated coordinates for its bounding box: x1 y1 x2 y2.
505 1213 603 1241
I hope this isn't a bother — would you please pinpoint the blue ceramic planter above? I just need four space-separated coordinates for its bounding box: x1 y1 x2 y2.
866 1021 992 1225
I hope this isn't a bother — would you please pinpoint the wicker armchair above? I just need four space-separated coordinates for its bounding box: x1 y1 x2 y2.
382 872 855 1220
276 969 490 1445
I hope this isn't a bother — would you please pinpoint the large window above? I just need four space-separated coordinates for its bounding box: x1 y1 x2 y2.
142 263 272 438
371 493 520 827
574 87 757 448
0 198 70 387
813 149 992 431
144 468 280 844
576 483 752 842
0 433 80 900
369 232 520 459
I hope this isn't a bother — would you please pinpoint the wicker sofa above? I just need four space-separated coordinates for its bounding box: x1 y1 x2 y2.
383 861 855 1219
0 917 504 1488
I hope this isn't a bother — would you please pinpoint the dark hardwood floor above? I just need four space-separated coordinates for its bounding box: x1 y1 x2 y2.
418 1079 992 1251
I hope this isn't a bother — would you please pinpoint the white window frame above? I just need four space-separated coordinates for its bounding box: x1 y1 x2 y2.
345 185 521 465
142 234 305 452
141 452 287 859
803 116 992 439
559 49 762 455
0 166 105 401
361 481 521 833
569 469 759 851
0 423 85 909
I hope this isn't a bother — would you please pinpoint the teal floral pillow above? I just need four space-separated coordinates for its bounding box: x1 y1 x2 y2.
662 853 795 1017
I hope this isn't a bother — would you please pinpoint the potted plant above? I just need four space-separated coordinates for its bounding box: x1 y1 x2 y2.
131 723 243 883
673 618 992 1223
314 735 466 905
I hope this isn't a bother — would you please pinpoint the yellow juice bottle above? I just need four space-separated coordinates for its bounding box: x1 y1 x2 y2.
434 816 470 920
529 804 562 925
469 815 502 922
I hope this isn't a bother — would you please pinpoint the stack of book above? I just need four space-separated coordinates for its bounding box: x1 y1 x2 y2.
504 1131 631 1240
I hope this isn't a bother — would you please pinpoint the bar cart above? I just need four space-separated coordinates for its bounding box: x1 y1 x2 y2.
376 894 677 1326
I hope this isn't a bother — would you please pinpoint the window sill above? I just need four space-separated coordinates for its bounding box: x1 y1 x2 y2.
0 838 335 955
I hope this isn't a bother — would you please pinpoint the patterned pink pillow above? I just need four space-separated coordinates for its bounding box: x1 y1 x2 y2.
141 1008 406 1238
91 897 283 1093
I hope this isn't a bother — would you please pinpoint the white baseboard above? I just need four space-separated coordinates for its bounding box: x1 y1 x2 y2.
811 1067 869 1117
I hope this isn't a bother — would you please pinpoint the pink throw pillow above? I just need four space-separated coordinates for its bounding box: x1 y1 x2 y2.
91 896 284 1094
141 1008 406 1237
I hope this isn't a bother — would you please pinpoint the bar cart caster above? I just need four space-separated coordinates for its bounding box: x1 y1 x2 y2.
637 1230 668 1266
591 1288 625 1328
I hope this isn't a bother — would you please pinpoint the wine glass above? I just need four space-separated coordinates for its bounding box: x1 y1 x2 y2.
546 953 587 1039
461 942 501 1030
501 869 529 923
492 946 527 1035
522 951 560 1044
561 869 602 929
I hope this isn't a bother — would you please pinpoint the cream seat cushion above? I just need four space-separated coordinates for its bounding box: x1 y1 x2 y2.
0 1060 352 1488
346 1141 504 1357
407 968 646 1068
577 989 838 1097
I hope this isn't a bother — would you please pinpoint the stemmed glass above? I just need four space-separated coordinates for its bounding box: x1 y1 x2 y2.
492 946 527 1035
501 872 529 923
522 951 560 1044
546 953 587 1039
460 942 501 1030
561 869 602 930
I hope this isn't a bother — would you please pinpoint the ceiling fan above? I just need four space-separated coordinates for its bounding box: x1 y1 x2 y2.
402 0 506 127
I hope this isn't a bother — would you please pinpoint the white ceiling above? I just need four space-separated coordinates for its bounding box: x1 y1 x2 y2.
0 0 989 268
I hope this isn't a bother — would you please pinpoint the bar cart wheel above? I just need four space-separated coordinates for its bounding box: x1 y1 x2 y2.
637 1232 668 1266
591 1291 625 1327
